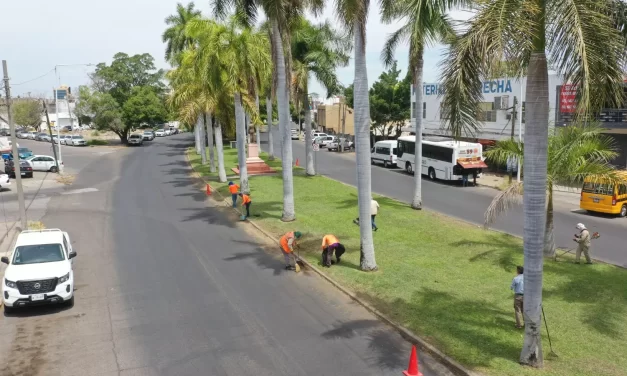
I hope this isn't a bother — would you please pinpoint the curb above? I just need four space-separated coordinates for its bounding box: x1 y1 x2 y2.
186 148 479 376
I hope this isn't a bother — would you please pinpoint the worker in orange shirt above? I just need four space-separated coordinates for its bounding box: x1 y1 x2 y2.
228 181 240 207
239 192 252 218
321 234 346 267
280 231 302 270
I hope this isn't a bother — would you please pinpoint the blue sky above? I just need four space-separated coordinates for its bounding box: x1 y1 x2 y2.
0 0 471 98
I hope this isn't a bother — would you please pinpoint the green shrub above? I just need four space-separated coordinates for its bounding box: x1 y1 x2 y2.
87 139 108 146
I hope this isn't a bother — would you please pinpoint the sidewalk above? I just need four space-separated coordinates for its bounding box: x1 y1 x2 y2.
480 172 581 207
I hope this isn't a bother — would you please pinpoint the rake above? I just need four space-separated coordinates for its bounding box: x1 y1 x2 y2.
542 305 559 359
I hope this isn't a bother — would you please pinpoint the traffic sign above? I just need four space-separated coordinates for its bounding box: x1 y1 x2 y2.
313 143 320 152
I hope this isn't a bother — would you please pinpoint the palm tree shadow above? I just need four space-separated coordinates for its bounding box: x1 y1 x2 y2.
451 234 521 272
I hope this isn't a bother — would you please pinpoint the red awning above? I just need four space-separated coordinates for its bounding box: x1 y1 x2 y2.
457 158 488 169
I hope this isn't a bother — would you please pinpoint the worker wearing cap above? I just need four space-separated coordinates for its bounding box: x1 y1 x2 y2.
321 234 346 267
239 193 252 218
280 231 302 270
574 223 592 264
228 182 240 207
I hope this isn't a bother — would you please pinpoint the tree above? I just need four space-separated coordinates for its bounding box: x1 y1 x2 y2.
335 0 377 271
343 83 354 108
88 53 168 143
12 100 41 128
291 17 351 175
484 125 618 257
79 89 125 137
368 61 411 139
439 0 625 366
162 2 202 64
381 0 457 210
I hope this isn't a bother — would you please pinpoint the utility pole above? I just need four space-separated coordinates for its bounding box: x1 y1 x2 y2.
509 96 518 184
42 101 60 173
2 61 27 230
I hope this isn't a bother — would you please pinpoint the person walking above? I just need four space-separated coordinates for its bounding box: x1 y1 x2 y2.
228 182 240 208
574 223 592 264
461 170 469 187
472 169 478 186
371 198 380 231
239 193 252 219
280 231 302 271
321 234 346 267
510 265 524 329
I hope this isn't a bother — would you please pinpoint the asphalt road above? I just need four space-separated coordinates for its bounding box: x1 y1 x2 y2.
0 135 453 376
261 130 627 268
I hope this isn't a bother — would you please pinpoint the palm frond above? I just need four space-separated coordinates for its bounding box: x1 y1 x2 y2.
484 181 524 228
484 139 524 165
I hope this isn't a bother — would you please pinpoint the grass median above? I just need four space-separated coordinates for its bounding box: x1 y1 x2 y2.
188 147 627 376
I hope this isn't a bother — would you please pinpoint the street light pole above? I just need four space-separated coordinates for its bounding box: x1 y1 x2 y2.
2 60 28 230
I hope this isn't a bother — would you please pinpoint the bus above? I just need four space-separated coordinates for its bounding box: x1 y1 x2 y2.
396 136 488 181
580 171 627 217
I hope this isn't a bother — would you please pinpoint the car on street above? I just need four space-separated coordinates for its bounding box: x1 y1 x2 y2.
127 134 144 146
25 155 62 172
327 138 354 151
370 140 398 168
142 130 155 141
17 147 33 159
66 135 87 146
0 173 10 190
38 133 51 142
164 129 172 136
59 135 72 145
155 129 166 137
5 160 33 178
26 132 37 140
168 127 179 135
1 228 77 312
291 129 300 140
316 135 336 148
17 131 29 139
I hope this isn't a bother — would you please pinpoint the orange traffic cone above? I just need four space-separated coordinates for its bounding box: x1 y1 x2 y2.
295 158 300 167
403 346 422 376
206 184 212 195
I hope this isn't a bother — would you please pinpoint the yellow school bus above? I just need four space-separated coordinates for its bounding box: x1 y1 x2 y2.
580 171 627 217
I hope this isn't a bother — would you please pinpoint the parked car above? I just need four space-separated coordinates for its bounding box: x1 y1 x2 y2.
51 135 59 144
168 127 179 135
0 173 10 190
26 132 37 140
67 135 87 146
37 133 51 142
128 134 144 146
371 140 398 168
1 228 77 312
17 147 33 159
142 130 155 141
17 131 29 139
63 126 72 132
25 155 62 172
155 129 166 137
164 129 172 136
316 135 336 148
60 135 72 145
291 129 300 140
327 138 354 151
5 160 33 178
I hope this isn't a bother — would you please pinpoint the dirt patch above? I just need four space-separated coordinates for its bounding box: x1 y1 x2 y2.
27 221 45 230
55 174 75 186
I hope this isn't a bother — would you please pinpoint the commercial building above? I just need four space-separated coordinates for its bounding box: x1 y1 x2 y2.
409 75 627 168
316 102 354 135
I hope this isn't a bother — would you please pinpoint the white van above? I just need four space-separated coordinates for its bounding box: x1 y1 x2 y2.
371 140 398 168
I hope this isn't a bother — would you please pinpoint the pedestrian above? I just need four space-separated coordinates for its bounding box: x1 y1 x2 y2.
371 198 380 231
472 169 478 186
279 231 302 271
511 265 524 329
462 170 469 187
321 234 346 267
574 223 592 264
228 181 239 208
239 193 252 218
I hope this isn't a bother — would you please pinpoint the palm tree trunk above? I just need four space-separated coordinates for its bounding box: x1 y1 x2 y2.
544 187 556 258
205 112 216 173
214 120 227 183
412 55 424 210
354 19 377 271
255 93 261 151
272 19 295 221
303 80 315 176
267 95 275 160
519 50 548 368
198 115 207 165
235 92 249 193
245 112 251 145
195 122 201 154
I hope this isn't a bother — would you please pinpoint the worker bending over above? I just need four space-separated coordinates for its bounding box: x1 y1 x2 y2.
239 193 252 218
321 234 346 267
280 231 302 271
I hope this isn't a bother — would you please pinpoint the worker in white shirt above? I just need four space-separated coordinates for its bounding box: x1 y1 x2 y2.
353 198 380 231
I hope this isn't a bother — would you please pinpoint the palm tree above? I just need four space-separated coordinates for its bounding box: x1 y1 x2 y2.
439 0 625 366
335 0 377 271
291 17 351 176
381 0 457 210
162 2 202 64
484 125 618 257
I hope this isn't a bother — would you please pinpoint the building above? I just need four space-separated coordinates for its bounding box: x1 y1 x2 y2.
317 102 355 135
409 75 627 168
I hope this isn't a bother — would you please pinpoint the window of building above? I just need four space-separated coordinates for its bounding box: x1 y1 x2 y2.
522 101 526 123
476 102 497 122
440 104 450 120
423 102 426 119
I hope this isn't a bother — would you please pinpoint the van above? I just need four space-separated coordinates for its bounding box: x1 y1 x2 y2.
580 171 627 217
371 140 398 168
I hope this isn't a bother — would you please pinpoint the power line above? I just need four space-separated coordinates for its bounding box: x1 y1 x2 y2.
12 68 56 86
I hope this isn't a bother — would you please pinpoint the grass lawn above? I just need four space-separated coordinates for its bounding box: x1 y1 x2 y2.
188 147 627 376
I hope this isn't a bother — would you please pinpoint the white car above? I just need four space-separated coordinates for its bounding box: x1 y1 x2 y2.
127 134 144 146
2 229 77 312
327 138 354 151
67 135 87 146
25 155 62 172
291 129 300 140
26 132 37 140
164 129 172 136
0 173 11 189
316 135 336 148
155 129 166 137
60 135 72 145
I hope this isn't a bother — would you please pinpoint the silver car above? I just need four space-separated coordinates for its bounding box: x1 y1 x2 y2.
67 135 87 146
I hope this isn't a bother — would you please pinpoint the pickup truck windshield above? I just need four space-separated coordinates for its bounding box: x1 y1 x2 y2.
13 244 65 265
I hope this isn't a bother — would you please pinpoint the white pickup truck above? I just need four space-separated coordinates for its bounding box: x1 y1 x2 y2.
327 138 354 151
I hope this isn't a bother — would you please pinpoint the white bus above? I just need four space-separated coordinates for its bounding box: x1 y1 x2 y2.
396 136 488 181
